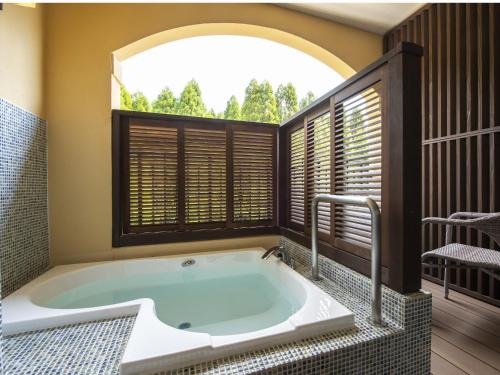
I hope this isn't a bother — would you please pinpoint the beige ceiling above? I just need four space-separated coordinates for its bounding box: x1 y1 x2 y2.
282 3 425 35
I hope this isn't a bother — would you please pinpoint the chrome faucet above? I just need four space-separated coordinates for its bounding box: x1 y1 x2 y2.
311 194 383 326
261 246 295 269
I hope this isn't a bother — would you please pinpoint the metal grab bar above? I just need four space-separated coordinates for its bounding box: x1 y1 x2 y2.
311 194 383 326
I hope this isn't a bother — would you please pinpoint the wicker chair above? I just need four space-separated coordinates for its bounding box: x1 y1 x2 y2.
421 212 500 299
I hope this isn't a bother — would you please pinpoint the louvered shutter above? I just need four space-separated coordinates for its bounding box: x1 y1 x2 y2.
288 125 305 227
114 112 278 246
233 128 275 224
128 123 178 229
333 83 383 249
306 112 331 236
184 127 226 225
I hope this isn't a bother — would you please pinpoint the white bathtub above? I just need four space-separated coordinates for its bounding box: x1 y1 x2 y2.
4 248 354 374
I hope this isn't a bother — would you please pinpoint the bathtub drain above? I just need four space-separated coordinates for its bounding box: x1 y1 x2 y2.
178 322 191 329
182 259 196 267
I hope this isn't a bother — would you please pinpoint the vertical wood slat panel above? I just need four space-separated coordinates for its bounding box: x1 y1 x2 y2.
384 4 500 305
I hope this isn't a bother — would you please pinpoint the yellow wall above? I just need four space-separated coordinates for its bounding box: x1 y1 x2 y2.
44 3 382 265
0 4 45 117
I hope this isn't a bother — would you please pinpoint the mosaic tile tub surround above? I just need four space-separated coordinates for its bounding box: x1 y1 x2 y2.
3 237 432 374
0 99 49 297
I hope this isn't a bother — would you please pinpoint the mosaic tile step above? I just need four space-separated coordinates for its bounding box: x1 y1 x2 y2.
4 316 135 375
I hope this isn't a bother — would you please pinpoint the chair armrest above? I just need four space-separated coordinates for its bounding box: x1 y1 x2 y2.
448 212 489 220
422 216 488 226
422 216 480 245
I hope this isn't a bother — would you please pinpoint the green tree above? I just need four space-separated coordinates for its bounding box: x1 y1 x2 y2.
224 95 241 120
131 91 151 112
152 87 177 114
176 79 207 117
206 108 217 118
299 91 316 109
241 79 279 124
275 83 298 122
120 86 133 110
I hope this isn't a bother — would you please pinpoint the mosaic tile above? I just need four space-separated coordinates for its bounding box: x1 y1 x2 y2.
3 316 135 375
0 99 49 297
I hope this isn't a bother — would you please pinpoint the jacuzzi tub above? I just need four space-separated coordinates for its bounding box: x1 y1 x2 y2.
4 248 354 374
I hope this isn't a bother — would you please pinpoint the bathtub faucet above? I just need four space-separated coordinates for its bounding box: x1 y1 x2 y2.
311 194 383 326
261 246 295 269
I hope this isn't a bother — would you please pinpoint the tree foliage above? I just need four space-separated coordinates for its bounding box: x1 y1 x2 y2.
176 79 207 117
121 79 319 125
299 91 316 110
275 83 299 122
120 86 133 110
131 91 151 112
152 87 177 114
241 79 279 123
224 95 241 120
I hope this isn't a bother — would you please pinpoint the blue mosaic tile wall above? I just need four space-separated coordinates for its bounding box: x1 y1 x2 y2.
0 98 49 297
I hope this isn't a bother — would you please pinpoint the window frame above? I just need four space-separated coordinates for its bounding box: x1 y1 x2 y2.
112 110 279 247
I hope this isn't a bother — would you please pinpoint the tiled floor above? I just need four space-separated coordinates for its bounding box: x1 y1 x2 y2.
423 280 500 375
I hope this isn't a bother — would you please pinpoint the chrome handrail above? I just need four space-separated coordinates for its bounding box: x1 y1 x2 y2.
311 194 383 326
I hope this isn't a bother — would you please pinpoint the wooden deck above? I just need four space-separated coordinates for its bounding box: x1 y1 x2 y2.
422 279 500 375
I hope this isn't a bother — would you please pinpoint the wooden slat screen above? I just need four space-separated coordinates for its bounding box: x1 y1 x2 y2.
128 123 178 229
233 129 274 223
185 128 226 225
384 3 500 304
280 43 423 293
333 83 383 250
288 126 305 226
306 112 331 237
113 112 278 246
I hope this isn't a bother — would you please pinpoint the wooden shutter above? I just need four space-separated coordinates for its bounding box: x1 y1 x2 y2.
184 127 226 225
128 123 178 229
306 112 331 236
289 126 305 226
113 111 279 247
333 83 383 249
233 128 275 224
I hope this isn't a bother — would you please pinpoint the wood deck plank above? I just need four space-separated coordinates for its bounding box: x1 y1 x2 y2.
431 352 468 375
432 334 499 375
432 306 500 352
423 279 500 324
426 279 500 375
432 320 500 369
430 292 500 335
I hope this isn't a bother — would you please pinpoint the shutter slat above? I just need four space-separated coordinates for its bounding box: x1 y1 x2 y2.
306 112 331 235
129 124 178 226
334 83 383 247
233 130 274 223
289 126 305 225
185 128 226 224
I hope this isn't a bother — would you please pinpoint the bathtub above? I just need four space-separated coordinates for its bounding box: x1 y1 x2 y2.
4 248 355 374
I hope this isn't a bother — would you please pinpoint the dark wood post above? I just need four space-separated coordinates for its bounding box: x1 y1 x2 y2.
384 43 424 293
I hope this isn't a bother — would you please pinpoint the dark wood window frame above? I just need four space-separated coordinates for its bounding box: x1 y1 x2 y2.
112 110 279 247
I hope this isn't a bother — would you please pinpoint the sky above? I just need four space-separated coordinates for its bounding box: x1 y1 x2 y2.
121 35 344 113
